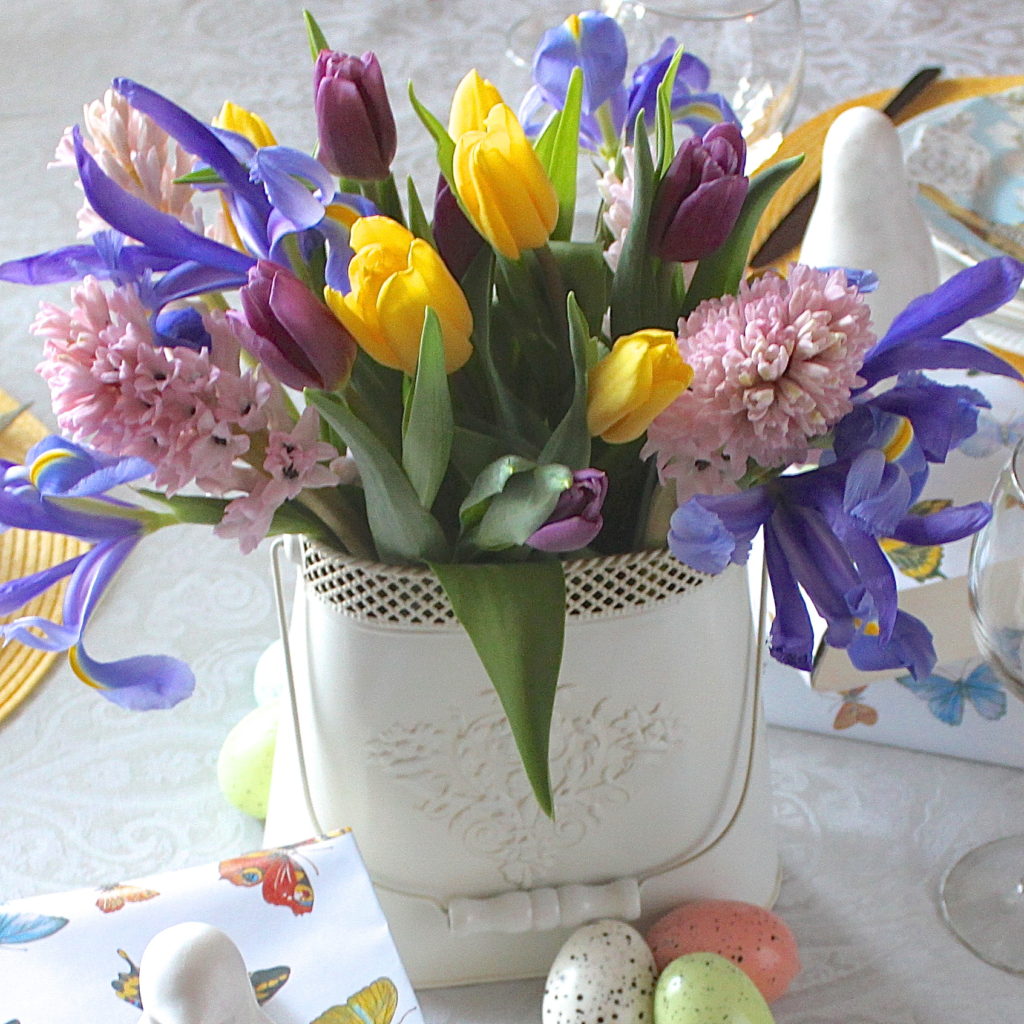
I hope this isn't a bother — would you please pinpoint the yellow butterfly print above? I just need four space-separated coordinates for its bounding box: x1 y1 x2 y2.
111 949 290 1010
312 977 399 1024
880 498 951 582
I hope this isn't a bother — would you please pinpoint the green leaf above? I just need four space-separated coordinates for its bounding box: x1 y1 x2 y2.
548 240 610 334
402 309 453 510
469 464 572 552
303 9 331 60
683 154 805 314
431 559 565 816
540 293 591 469
459 455 537 531
408 82 456 188
306 389 450 563
406 175 435 245
655 46 685 176
173 167 225 187
609 115 659 337
535 67 583 242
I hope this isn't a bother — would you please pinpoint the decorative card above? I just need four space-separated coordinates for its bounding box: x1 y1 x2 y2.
0 830 423 1024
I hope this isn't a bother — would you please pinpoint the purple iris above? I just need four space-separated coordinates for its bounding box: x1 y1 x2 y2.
0 79 375 307
521 13 739 150
0 438 194 710
667 256 1024 679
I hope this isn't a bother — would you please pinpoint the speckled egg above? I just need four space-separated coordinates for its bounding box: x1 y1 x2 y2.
654 952 775 1024
543 919 657 1024
645 900 799 1003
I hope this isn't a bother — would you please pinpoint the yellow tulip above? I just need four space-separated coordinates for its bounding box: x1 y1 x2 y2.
325 216 473 377
447 69 505 138
212 101 277 148
587 329 693 444
452 103 559 261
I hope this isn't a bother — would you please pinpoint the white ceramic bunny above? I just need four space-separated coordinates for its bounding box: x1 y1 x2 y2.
137 922 276 1024
800 104 939 333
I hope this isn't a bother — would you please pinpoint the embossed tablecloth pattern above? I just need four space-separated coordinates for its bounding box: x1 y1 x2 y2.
1 2 1023 1022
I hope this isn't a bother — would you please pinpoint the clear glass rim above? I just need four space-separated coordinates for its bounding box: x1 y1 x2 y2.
639 0 801 21
1011 435 1024 504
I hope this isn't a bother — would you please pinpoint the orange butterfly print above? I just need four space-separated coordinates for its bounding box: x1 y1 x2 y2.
833 687 878 730
95 883 159 914
218 848 316 915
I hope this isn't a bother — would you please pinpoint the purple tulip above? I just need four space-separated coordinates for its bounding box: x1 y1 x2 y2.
239 260 357 390
649 123 749 263
433 176 484 280
527 469 608 553
314 50 397 181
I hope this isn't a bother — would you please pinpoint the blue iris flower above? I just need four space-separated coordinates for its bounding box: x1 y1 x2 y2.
0 438 194 710
668 257 1024 680
520 12 739 150
0 79 375 304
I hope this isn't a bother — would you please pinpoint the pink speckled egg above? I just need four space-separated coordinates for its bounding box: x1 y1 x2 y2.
645 899 799 1003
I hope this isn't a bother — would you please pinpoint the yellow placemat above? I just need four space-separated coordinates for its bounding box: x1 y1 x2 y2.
750 75 1024 267
0 390 89 723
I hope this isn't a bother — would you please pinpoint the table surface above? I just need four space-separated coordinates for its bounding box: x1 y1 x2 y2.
2 1 1024 1021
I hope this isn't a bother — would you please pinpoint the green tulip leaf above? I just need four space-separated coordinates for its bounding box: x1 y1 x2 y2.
408 82 456 190
307 389 449 564
609 115 659 337
535 66 582 242
682 154 805 314
540 293 592 470
459 454 538 531
303 9 331 61
406 176 436 245
655 46 685 175
402 308 453 510
471 463 572 551
431 559 565 816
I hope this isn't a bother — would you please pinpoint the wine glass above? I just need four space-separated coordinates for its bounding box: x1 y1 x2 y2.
939 435 1024 973
506 1 805 169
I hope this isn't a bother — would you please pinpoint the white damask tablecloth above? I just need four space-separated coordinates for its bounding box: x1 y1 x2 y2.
1 2 1023 1021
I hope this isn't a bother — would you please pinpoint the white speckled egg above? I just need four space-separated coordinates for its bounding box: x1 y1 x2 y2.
543 919 657 1024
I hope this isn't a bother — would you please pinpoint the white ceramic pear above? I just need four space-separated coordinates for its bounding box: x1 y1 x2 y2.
800 105 939 333
137 922 274 1024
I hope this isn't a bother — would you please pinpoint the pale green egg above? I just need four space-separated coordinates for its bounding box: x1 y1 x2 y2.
216 701 280 819
654 952 776 1024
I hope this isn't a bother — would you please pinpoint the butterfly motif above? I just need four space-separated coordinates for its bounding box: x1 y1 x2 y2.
958 408 1024 459
312 977 400 1024
897 660 1008 726
111 949 290 1009
218 847 315 915
95 883 159 914
833 687 879 730
880 499 951 582
0 911 68 948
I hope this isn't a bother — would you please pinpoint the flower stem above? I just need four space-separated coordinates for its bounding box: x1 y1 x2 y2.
295 488 377 560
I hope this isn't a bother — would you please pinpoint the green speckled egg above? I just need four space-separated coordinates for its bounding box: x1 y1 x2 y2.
654 952 775 1024
216 701 280 819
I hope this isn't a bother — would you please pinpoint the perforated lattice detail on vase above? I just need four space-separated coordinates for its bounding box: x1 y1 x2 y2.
301 541 710 627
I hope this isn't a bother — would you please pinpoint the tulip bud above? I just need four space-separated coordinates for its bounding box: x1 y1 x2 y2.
212 101 277 148
239 260 357 390
648 123 748 264
314 50 397 181
324 216 473 376
526 468 608 552
433 176 484 280
587 329 693 444
452 103 559 261
448 69 505 138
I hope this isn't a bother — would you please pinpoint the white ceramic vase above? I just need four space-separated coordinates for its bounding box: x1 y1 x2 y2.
263 539 779 987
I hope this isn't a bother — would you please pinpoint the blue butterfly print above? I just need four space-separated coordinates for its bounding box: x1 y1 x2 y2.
897 661 1008 726
0 911 68 948
958 409 1024 459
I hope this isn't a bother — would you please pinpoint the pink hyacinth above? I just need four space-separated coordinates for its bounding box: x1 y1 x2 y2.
51 89 203 238
33 277 272 495
643 264 876 500
215 407 349 554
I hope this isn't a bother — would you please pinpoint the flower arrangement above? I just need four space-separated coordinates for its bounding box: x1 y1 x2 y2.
0 10 1021 814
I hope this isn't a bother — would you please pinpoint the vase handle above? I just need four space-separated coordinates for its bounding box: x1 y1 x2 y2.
446 878 641 935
